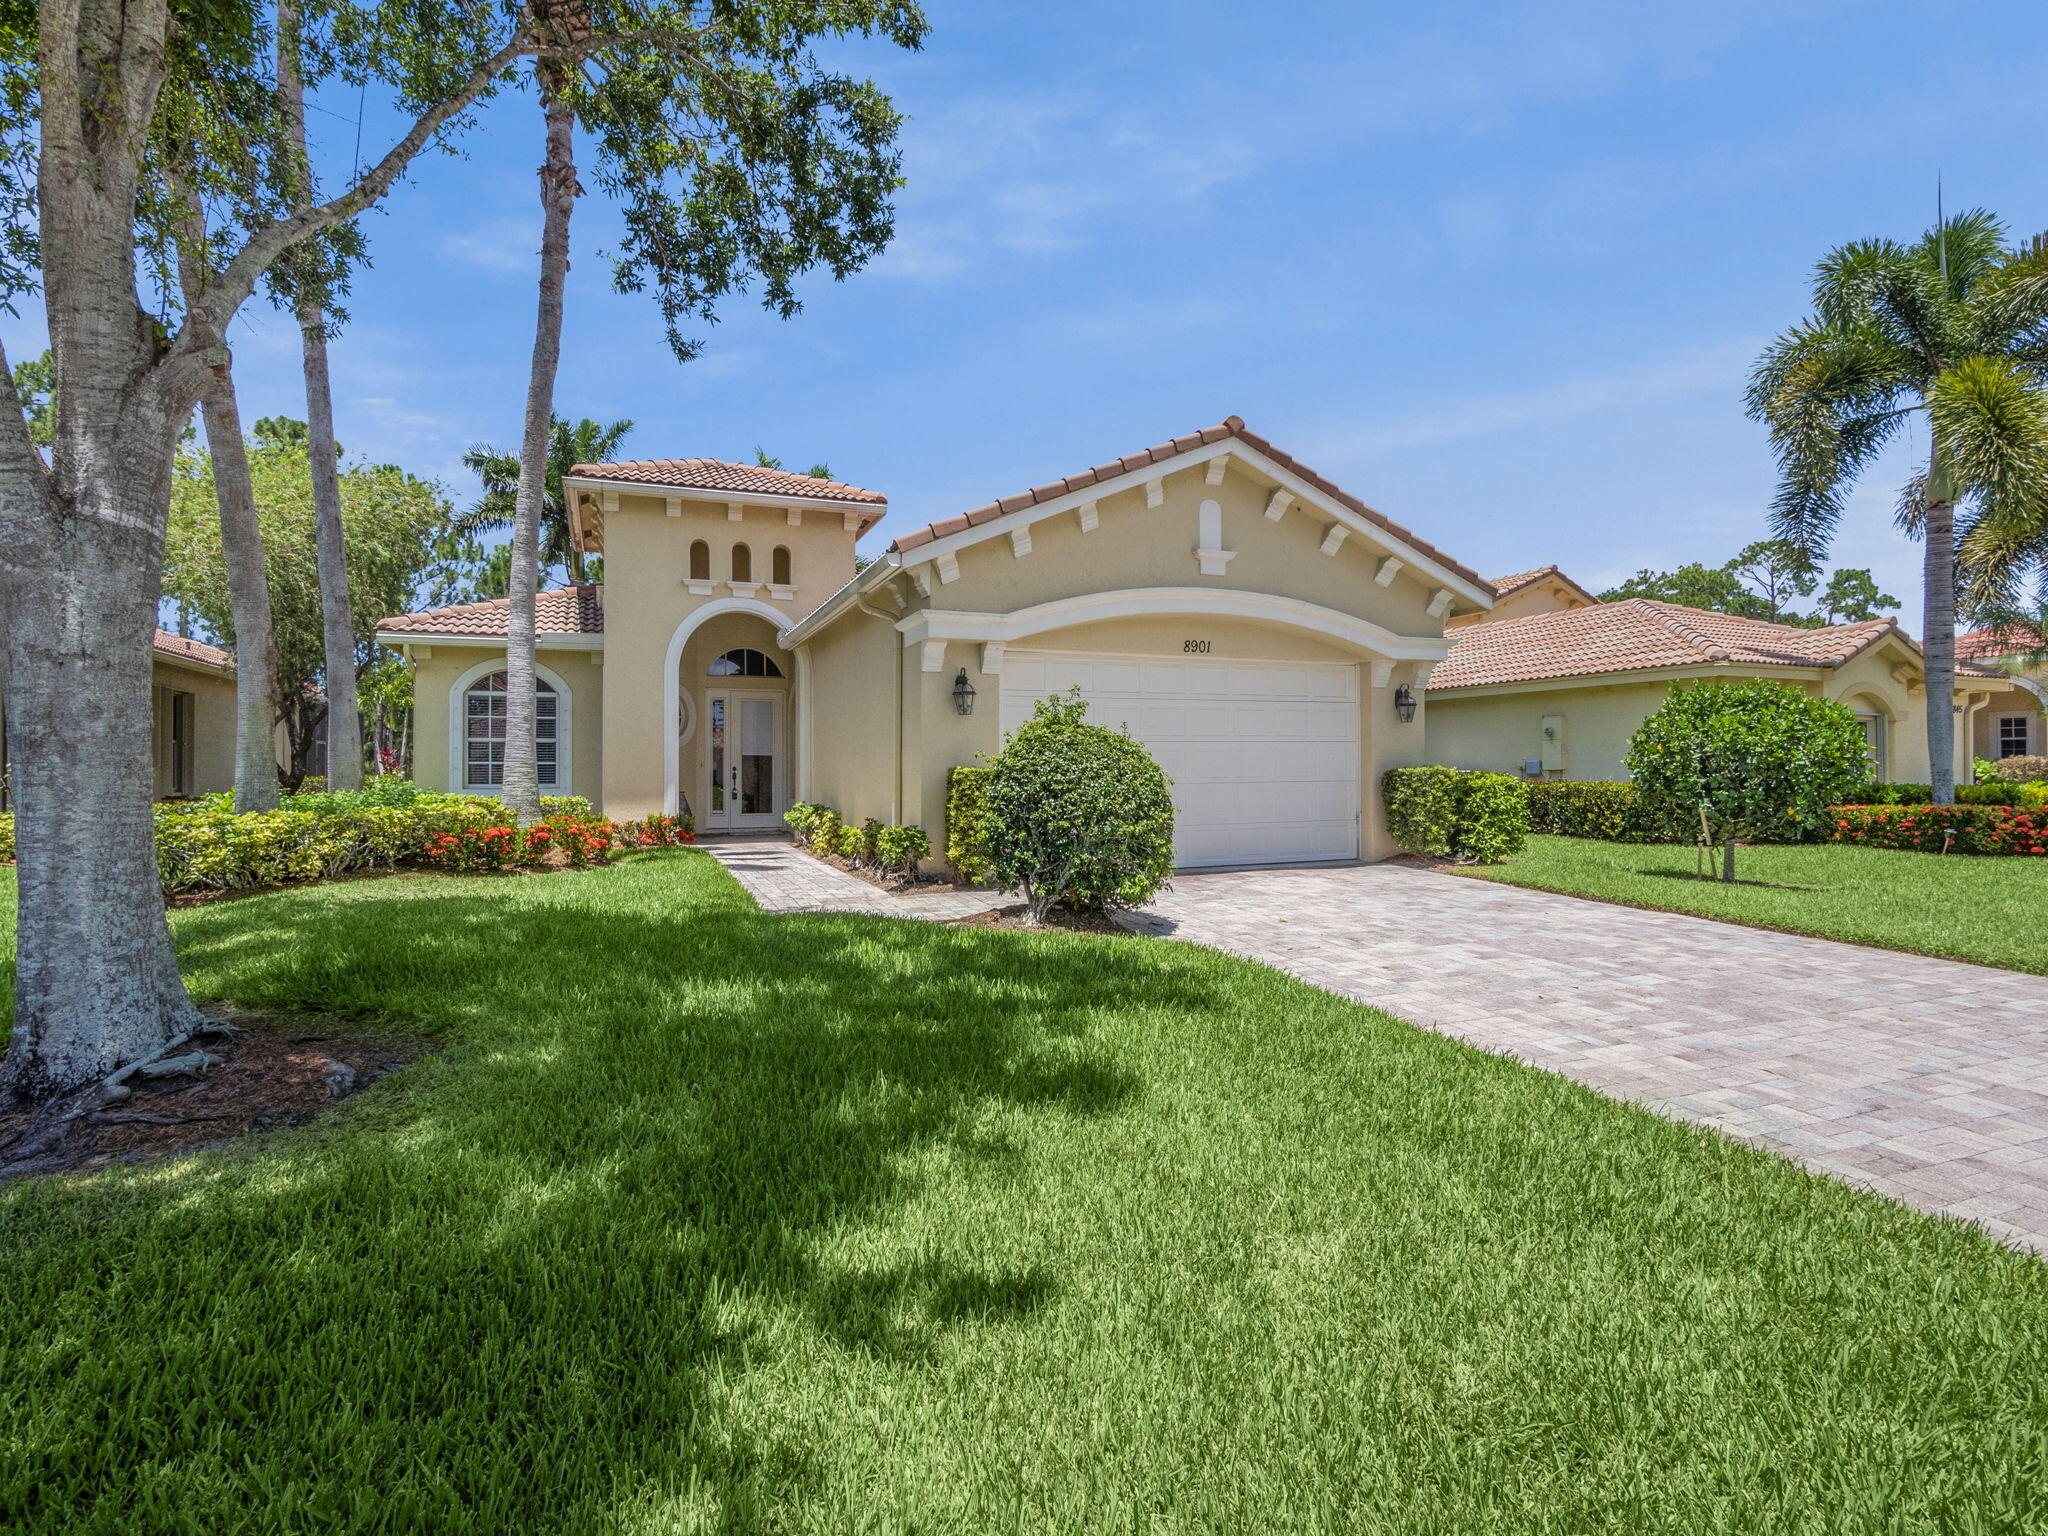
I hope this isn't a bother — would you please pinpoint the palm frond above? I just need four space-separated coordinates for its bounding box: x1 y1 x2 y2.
1812 239 1911 331
1929 355 2048 514
1973 234 2048 367
1747 321 1917 551
1912 207 2008 299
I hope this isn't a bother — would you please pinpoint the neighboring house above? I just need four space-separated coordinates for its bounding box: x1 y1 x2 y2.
1427 573 2024 785
1957 623 2047 765
1444 565 1599 629
377 417 1492 866
0 630 238 809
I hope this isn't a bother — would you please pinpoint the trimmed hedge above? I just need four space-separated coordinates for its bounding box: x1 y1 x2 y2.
1525 781 1689 843
1381 766 1530 864
1830 804 2048 856
784 800 931 876
1993 755 2048 784
944 767 996 885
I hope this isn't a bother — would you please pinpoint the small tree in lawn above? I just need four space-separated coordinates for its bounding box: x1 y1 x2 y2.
982 691 1175 923
1625 680 1869 882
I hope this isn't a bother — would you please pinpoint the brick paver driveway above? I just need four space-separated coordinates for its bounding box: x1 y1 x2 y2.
1122 864 2048 1254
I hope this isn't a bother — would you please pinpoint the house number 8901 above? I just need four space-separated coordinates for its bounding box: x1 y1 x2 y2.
1183 639 1211 653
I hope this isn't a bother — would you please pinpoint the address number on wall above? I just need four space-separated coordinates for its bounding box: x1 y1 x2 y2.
1183 639 1212 654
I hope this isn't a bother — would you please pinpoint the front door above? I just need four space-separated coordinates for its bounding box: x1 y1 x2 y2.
705 691 785 831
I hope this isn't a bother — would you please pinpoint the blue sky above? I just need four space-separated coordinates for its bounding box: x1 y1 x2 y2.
17 0 2048 627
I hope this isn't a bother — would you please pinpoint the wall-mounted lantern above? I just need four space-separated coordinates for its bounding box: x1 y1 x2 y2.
1393 683 1418 724
952 669 978 716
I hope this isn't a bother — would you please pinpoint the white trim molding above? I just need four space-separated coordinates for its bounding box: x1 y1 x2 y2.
562 473 885 519
379 631 604 653
448 655 576 797
895 586 1452 663
661 597 794 816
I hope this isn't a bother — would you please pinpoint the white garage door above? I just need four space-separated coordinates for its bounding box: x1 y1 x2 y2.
999 650 1360 869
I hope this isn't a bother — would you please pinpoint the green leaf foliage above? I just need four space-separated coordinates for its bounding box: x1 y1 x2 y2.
944 766 996 884
982 691 1175 920
1525 781 1690 844
1625 680 1870 871
1381 767 1530 863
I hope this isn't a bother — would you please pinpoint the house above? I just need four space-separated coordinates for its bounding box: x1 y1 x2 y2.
376 417 1493 866
1958 623 2046 765
1426 571 2026 784
0 630 239 809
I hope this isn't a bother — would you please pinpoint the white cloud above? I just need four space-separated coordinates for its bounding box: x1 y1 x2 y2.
439 218 542 275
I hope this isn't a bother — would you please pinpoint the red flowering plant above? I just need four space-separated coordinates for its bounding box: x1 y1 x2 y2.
420 822 532 873
620 812 696 848
1828 803 2048 856
535 813 618 867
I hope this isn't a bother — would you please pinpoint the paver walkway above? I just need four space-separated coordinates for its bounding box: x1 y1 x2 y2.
1122 864 2048 1253
702 838 1002 921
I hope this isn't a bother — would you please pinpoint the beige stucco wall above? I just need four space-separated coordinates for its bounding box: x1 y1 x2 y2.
151 657 238 797
1424 647 1942 785
1971 674 2045 764
596 492 862 820
809 457 1466 866
409 645 604 801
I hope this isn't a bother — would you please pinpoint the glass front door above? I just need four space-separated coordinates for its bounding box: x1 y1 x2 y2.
704 691 783 829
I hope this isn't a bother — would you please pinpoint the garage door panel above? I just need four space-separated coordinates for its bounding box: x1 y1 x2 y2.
999 649 1359 868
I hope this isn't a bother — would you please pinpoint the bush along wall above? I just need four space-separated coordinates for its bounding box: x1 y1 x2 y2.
1829 804 2048 855
784 802 931 879
1524 780 1693 843
945 766 996 885
1381 766 1531 864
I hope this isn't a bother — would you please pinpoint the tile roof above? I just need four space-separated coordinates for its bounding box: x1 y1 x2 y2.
152 629 231 670
376 584 604 638
885 415 1492 593
566 457 887 506
1958 622 2044 660
1489 565 1585 598
1433 600 1899 691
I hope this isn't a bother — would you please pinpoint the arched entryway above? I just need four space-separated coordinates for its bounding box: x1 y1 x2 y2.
663 598 795 826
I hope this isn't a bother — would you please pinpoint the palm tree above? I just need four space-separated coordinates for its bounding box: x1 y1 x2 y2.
459 415 631 587
1747 210 2048 803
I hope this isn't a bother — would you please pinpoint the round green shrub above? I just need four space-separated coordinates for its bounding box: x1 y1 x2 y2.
983 691 1175 920
1626 679 1868 879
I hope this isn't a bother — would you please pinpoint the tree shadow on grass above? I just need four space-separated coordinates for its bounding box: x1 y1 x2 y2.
1635 869 1837 891
0 855 1205 1533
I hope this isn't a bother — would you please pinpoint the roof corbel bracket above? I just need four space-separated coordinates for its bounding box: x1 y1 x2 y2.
1370 659 1394 689
981 641 1006 675
1374 556 1404 588
1077 500 1099 533
935 552 961 585
1010 527 1033 558
1427 588 1454 619
920 639 947 673
842 511 861 532
726 502 744 522
664 497 682 518
787 507 803 526
1319 525 1348 557
1204 455 1229 486
1264 490 1292 522
911 569 932 599
1145 478 1164 509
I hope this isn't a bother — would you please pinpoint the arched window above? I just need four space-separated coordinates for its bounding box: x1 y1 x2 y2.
464 670 560 789
771 545 792 585
730 543 753 583
688 539 710 581
708 647 783 678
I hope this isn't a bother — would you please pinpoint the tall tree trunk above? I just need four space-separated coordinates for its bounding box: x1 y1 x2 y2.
172 186 282 811
278 0 363 791
198 381 284 809
0 400 204 1099
1923 434 1958 805
1923 493 1959 805
504 86 580 825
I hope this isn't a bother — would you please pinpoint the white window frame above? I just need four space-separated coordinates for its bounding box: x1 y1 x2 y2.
449 658 574 797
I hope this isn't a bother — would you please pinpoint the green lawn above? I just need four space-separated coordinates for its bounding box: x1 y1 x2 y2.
1458 834 2048 974
1 852 2045 1533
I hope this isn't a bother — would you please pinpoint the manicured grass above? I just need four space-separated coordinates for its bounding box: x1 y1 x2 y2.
1458 834 2048 975
1 852 2046 1533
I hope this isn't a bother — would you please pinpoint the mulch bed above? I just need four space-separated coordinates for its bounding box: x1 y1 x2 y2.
949 902 1131 935
800 846 983 896
0 1016 432 1181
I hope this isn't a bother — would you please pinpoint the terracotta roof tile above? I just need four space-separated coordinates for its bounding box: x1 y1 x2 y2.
1489 566 1567 596
1433 600 1898 691
885 415 1491 592
1957 622 2044 660
376 584 604 639
567 457 886 506
152 629 231 670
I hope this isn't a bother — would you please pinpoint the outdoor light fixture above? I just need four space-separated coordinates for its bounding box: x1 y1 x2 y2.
952 668 978 715
1393 683 1418 723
